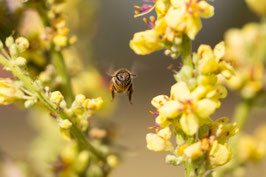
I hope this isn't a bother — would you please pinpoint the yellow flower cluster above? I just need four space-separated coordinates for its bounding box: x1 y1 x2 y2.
150 42 232 135
44 0 77 49
130 0 214 56
224 23 266 98
49 92 103 139
146 42 238 170
237 124 266 162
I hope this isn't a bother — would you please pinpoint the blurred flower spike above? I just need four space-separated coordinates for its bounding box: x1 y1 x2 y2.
245 0 266 17
130 0 214 57
224 23 266 99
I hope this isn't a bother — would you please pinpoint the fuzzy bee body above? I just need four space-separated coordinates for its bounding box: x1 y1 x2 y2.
110 68 134 104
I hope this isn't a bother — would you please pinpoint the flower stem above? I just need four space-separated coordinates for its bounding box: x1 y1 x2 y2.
185 160 192 177
0 55 107 163
181 35 193 177
51 46 74 105
181 35 193 68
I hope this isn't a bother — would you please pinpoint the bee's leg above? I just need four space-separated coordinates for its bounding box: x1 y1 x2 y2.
127 84 134 104
110 85 115 101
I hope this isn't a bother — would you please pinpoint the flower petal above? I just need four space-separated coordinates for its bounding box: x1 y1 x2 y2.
180 114 199 136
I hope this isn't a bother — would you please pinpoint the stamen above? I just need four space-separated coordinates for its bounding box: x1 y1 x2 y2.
148 123 160 130
149 110 159 116
134 4 155 18
143 16 156 28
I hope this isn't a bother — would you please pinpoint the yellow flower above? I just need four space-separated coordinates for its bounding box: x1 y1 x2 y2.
180 113 199 136
238 135 265 161
183 141 203 160
246 0 266 16
210 117 239 143
151 95 170 109
50 91 64 105
146 127 173 152
183 138 210 160
15 37 29 53
171 82 217 118
155 0 170 18
129 29 162 55
155 115 172 128
197 42 233 79
158 100 182 118
168 81 216 135
165 0 214 39
83 97 103 113
0 78 24 105
209 140 232 167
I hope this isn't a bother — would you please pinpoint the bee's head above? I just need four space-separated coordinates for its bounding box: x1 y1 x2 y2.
116 70 130 82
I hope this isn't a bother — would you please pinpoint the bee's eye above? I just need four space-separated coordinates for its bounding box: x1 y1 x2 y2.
117 74 123 80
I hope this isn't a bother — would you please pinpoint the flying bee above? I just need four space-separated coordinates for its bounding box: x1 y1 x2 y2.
109 68 136 104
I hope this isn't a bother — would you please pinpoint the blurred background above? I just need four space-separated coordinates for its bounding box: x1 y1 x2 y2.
0 0 266 176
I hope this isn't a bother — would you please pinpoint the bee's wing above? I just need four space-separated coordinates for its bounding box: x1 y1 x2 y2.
130 60 150 78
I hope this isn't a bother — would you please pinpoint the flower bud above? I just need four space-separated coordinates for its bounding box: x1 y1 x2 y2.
53 35 67 47
107 155 119 168
72 94 86 108
9 44 19 58
50 91 64 105
58 119 72 129
24 99 36 108
75 151 90 172
59 100 67 109
15 37 29 53
165 154 184 166
5 36 14 48
15 57 27 67
83 97 103 113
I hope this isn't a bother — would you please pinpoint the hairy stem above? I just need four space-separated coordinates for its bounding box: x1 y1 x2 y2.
51 46 74 105
181 35 193 68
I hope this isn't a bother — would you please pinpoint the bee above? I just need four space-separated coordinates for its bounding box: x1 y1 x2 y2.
109 68 136 104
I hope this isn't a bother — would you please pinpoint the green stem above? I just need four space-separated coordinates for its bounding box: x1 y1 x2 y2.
181 35 193 68
233 98 254 130
185 160 191 177
51 46 74 105
0 55 107 163
184 135 195 177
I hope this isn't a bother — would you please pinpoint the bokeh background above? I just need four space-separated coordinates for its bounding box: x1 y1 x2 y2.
0 0 266 176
